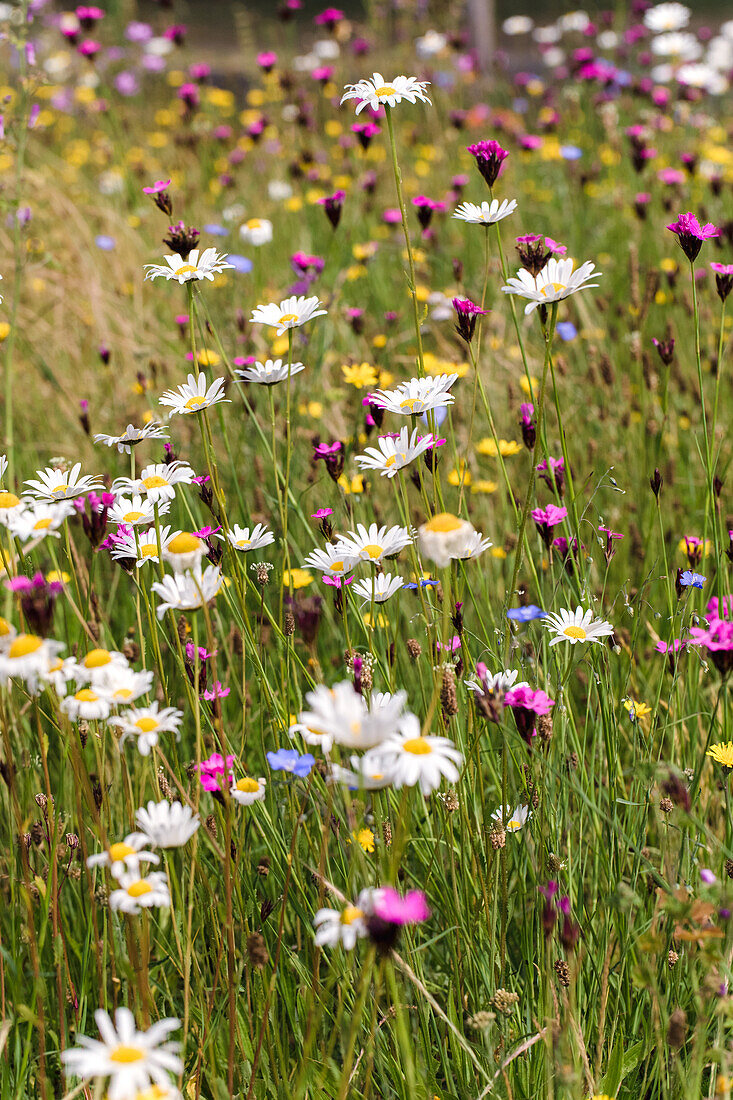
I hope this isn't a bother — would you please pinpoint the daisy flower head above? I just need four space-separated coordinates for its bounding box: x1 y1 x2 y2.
644 3 690 33
542 606 614 646
132 461 196 503
144 246 233 283
334 522 412 564
418 512 476 568
666 212 720 262
369 374 458 416
236 358 306 384
465 666 528 698
250 295 327 336
302 543 358 579
351 572 404 605
151 564 224 619
103 666 156 706
453 198 517 225
73 646 129 684
110 870 171 914
133 800 200 848
93 420 169 454
329 752 394 790
24 462 105 502
451 529 493 561
340 72 431 114
108 702 184 755
109 524 176 567
224 523 276 551
355 426 436 478
313 890 373 950
61 686 112 722
162 531 207 573
289 679 364 752
86 834 159 878
61 1007 182 1100
0 490 25 526
491 804 531 833
239 217 273 246
502 257 601 315
365 714 463 796
230 775 267 805
158 373 229 417
9 501 75 543
0 633 65 690
108 495 169 527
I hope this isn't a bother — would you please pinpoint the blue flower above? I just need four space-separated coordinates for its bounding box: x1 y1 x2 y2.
403 579 439 590
204 223 228 236
556 321 577 342
266 748 315 777
507 604 544 622
226 253 254 274
560 145 583 161
680 571 705 589
95 235 116 251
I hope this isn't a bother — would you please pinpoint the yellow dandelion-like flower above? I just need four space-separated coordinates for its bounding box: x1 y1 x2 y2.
342 362 379 389
282 569 313 591
355 828 375 853
623 699 652 723
707 743 733 770
476 437 522 458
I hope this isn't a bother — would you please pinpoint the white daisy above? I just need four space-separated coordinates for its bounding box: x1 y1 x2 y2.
302 544 358 578
86 834 160 879
150 565 223 619
369 374 458 416
417 513 476 569
452 530 494 561
158 373 230 418
452 198 518 225
541 605 614 646
108 495 170 527
223 523 276 552
334 522 413 564
61 687 112 721
328 753 394 790
110 871 171 914
61 1007 182 1100
144 247 234 283
38 655 79 697
239 217 273 246
103 667 155 706
364 715 463 797
108 702 184 755
0 616 16 651
501 258 601 316
133 800 200 849
0 490 26 526
230 775 267 805
93 421 169 454
109 525 177 567
491 805 531 833
465 668 528 696
0 455 6 481
73 647 129 684
162 532 207 573
340 72 432 114
351 572 404 605
235 359 306 385
291 681 407 751
8 501 75 542
121 462 196 504
355 426 435 479
0 634 65 688
24 462 105 502
650 30 701 58
249 295 327 336
313 890 374 949
644 3 690 33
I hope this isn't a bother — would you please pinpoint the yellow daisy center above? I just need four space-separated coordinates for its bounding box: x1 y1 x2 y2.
142 475 168 490
0 491 20 508
235 538 251 547
279 312 299 324
168 532 201 554
108 842 135 862
135 717 160 733
329 560 344 572
50 485 68 497
540 282 567 297
8 634 43 659
403 736 432 755
109 1044 146 1063
399 398 418 412
246 218 262 229
362 543 383 560
0 617 12 636
126 880 153 898
114 688 134 700
74 689 99 702
140 544 157 558
184 396 207 411
236 777 261 793
424 512 462 534
33 518 53 530
375 85 396 96
123 510 145 522
176 264 199 277
563 625 587 640
83 648 112 668
341 905 364 925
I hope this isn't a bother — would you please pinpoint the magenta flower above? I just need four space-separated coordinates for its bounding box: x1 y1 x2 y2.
143 179 171 195
311 508 333 519
599 525 623 563
453 297 489 343
707 595 732 621
710 263 733 303
256 51 278 71
467 140 509 187
185 643 214 661
504 685 555 748
201 681 230 702
688 618 733 676
667 212 720 262
373 887 430 925
317 190 345 229
196 753 235 792
531 505 568 546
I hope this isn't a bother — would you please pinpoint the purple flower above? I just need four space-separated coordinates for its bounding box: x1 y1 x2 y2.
266 749 315 777
452 297 489 343
197 753 235 792
507 604 544 622
372 887 430 925
710 262 733 302
466 140 509 187
667 212 720 262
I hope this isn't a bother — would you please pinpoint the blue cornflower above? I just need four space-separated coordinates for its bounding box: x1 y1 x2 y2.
680 571 705 589
95 235 116 251
403 579 439 590
204 223 228 236
226 253 254 273
507 604 544 622
266 748 315 777
556 321 577 342
560 145 583 161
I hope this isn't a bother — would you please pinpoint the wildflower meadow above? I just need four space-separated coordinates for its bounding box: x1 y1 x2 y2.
1 0 733 1096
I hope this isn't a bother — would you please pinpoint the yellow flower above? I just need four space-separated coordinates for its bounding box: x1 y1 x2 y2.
0 322 11 342
448 464 471 487
707 742 733 769
372 334 387 349
476 438 521 458
660 257 678 274
197 349 220 368
623 699 651 723
352 828 375 853
471 480 498 495
520 375 539 396
46 570 70 585
422 351 470 379
346 264 367 281
283 569 313 590
353 241 378 261
338 474 364 495
363 610 388 629
342 362 378 388
678 538 712 557
490 547 507 559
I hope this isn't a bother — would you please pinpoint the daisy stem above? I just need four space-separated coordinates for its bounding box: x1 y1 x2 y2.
282 330 295 613
502 303 558 663
384 104 425 378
